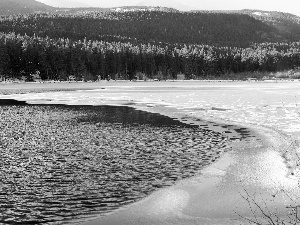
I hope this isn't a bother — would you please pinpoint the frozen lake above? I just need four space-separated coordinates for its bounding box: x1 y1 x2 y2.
4 81 300 137
2 81 300 224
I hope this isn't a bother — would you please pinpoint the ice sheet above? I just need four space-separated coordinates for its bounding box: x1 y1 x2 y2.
3 81 300 224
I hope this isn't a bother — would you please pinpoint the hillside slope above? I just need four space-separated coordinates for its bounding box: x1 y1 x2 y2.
192 9 300 39
0 0 54 15
1 1 300 46
36 0 90 8
0 11 283 46
240 9 300 36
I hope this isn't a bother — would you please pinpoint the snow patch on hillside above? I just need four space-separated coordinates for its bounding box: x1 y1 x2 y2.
253 11 270 16
136 0 195 11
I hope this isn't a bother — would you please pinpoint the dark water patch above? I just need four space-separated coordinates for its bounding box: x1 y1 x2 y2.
123 102 136 106
234 128 253 139
181 117 249 141
0 99 28 106
211 107 228 111
0 99 233 224
0 99 192 128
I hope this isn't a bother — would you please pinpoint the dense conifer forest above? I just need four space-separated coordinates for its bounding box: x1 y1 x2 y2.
1 10 300 81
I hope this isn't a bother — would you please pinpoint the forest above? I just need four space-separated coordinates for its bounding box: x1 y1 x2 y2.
0 11 283 46
1 11 300 81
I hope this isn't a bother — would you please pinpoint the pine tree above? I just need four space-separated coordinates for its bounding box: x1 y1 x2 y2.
0 44 10 81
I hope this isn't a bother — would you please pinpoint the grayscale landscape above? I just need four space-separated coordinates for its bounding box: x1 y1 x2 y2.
1 0 300 225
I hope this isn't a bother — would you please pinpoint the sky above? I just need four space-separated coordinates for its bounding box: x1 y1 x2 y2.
36 0 300 17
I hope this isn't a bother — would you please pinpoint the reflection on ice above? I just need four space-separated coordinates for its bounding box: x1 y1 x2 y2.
149 189 190 216
238 150 298 190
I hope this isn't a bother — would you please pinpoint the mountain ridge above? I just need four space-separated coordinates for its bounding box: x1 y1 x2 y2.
36 0 90 8
0 0 54 15
136 0 195 11
1 0 300 46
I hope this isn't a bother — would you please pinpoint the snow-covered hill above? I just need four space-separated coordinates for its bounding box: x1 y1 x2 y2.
36 0 90 8
0 0 55 15
136 0 196 11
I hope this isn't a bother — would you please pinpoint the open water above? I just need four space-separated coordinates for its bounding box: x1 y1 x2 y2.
0 99 240 224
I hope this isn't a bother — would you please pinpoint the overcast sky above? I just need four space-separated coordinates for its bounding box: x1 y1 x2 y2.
37 0 300 16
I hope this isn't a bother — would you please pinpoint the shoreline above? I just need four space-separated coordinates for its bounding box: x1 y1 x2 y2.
133 104 300 223
0 95 236 224
1 79 300 93
1 82 300 224
80 113 298 225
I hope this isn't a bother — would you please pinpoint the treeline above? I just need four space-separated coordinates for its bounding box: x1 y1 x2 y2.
0 11 283 47
1 32 300 81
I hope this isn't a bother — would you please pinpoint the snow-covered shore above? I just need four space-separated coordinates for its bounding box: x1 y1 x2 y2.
82 125 296 225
